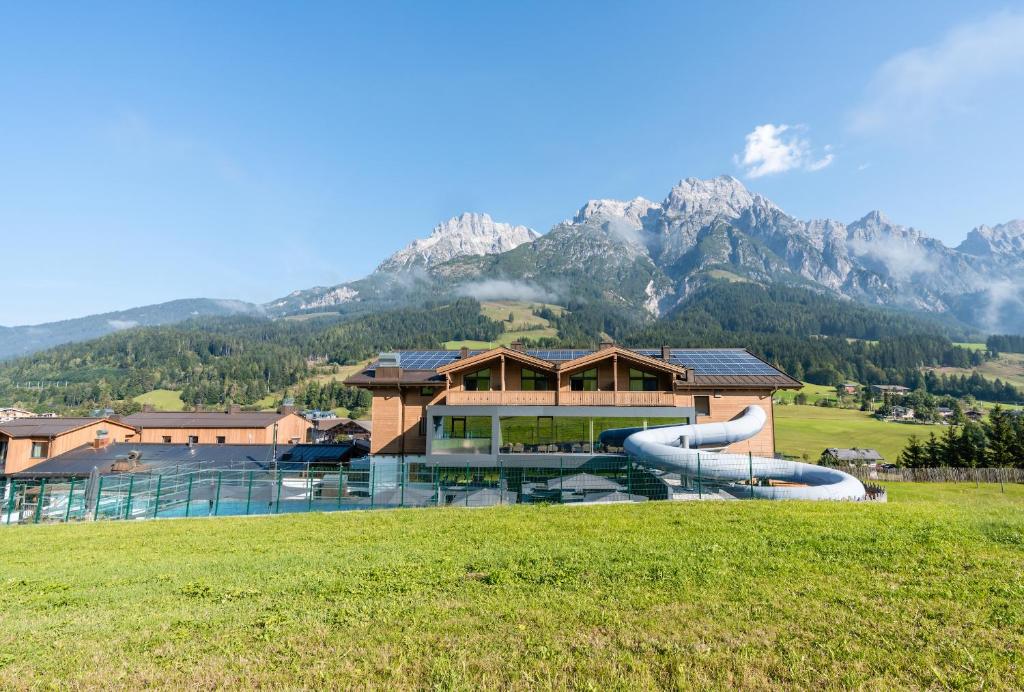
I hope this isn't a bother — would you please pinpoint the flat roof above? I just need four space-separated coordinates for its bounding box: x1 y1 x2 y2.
121 411 299 429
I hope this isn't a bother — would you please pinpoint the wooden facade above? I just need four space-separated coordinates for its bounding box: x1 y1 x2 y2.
0 418 138 474
122 412 312 446
348 346 798 458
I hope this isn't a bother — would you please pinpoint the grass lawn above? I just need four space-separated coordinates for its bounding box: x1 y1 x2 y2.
775 405 941 462
931 351 1024 389
132 389 185 411
774 381 841 405
0 485 1021 688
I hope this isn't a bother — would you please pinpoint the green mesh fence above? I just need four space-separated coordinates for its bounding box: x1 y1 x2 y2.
1 452 794 526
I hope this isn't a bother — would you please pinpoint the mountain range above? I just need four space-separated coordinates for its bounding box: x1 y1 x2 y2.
275 175 1024 331
3 175 1022 359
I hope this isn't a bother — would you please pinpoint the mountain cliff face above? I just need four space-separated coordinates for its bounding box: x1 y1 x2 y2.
376 212 539 272
273 175 1023 332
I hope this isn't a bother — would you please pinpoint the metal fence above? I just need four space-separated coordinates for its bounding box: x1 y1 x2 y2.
1 453 894 526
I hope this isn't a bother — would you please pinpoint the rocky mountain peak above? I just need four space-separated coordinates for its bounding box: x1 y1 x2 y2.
958 220 1024 257
376 212 539 272
662 175 757 217
573 197 658 229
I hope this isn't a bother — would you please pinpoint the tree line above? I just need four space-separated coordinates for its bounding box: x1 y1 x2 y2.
898 407 1024 469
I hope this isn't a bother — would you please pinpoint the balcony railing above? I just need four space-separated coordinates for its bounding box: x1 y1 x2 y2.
446 391 558 406
445 390 675 407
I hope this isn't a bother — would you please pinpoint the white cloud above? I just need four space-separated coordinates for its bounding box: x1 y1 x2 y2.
737 124 834 178
851 10 1024 133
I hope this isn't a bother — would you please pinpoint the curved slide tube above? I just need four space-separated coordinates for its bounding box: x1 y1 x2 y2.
600 406 865 500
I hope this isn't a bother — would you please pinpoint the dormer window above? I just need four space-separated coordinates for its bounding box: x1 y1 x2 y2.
521 368 548 391
629 368 659 392
464 369 491 392
569 368 598 392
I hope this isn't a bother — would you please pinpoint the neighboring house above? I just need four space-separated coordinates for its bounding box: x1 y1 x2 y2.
313 418 372 443
344 344 800 465
840 383 859 395
889 406 916 420
820 448 884 466
120 408 312 445
965 409 985 421
870 384 910 396
936 407 955 418
0 407 35 422
0 417 138 474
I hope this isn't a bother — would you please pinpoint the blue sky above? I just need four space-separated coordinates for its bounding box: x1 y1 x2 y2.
1 1 1023 325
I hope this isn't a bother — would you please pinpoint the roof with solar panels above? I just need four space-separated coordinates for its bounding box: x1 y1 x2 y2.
343 344 801 389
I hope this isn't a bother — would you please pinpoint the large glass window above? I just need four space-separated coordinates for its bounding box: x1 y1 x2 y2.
521 368 548 391
569 368 598 391
464 369 491 391
434 415 492 454
629 368 659 391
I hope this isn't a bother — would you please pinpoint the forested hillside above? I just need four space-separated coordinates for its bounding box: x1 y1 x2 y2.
0 299 500 413
0 285 1019 415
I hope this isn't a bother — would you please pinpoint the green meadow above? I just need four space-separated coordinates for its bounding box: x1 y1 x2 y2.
774 405 940 462
0 483 1021 689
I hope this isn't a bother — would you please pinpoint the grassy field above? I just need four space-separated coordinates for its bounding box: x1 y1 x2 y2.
775 405 941 462
774 381 840 405
0 484 1021 688
932 350 1024 389
132 389 185 411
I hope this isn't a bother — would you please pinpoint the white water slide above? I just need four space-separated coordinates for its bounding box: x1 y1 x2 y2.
600 405 866 500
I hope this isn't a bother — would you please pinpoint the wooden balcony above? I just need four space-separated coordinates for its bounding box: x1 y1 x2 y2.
446 390 558 406
558 391 676 407
445 390 676 407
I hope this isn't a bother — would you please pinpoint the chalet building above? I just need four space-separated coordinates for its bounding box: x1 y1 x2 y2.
820 448 884 466
313 418 372 444
120 409 312 446
870 384 910 396
0 407 36 422
0 417 138 475
344 345 801 468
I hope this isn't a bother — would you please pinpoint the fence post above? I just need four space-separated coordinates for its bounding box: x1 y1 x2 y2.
184 473 194 518
498 462 504 506
307 472 313 512
749 452 755 499
246 471 254 515
559 457 564 504
214 471 224 515
5 481 16 524
627 459 633 495
400 457 406 508
34 479 46 524
435 466 441 506
999 467 1005 494
152 474 163 519
465 463 470 507
123 476 135 520
275 470 283 514
370 461 376 510
64 478 76 522
337 466 344 510
696 453 702 499
94 477 105 521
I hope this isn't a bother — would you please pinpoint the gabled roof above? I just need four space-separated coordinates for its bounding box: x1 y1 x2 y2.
0 417 135 439
435 347 555 375
555 346 689 376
